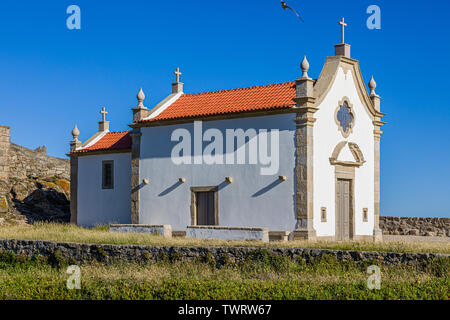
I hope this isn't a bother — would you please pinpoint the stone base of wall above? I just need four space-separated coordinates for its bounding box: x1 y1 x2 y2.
269 231 290 242
110 224 172 237
0 238 447 266
186 226 269 242
380 216 449 237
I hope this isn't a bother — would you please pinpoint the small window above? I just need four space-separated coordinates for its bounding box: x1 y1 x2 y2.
321 207 327 222
336 101 354 135
363 208 368 222
102 160 114 189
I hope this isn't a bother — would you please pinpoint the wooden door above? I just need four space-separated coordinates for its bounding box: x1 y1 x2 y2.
196 191 216 225
336 179 351 240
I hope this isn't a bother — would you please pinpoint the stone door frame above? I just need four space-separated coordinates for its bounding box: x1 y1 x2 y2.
190 186 219 226
334 165 355 240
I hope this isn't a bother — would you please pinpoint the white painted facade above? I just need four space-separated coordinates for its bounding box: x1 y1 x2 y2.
77 153 131 227
139 114 297 231
313 66 375 237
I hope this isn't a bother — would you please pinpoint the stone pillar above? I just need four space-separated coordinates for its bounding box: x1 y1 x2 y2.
369 76 383 242
130 128 142 224
69 125 82 224
291 57 318 240
98 120 110 132
69 155 78 224
334 44 351 58
0 126 10 181
172 82 183 94
292 110 318 240
172 67 184 94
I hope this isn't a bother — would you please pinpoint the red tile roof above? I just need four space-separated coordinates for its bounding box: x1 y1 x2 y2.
73 81 297 154
72 131 131 154
139 81 296 123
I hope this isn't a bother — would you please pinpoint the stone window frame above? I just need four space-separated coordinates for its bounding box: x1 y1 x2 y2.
101 160 114 190
334 96 355 138
363 208 368 222
190 186 219 226
320 207 327 222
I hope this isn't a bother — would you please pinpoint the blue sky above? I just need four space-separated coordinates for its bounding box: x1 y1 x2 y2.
0 0 449 218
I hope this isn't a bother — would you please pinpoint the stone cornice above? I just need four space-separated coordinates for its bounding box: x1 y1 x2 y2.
329 158 365 167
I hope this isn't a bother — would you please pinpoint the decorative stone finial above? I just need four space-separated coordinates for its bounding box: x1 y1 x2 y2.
369 76 377 95
301 56 310 78
132 88 149 122
72 125 80 141
137 88 145 107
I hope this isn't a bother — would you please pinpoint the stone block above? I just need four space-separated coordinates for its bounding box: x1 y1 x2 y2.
186 226 269 242
269 231 290 242
110 224 172 238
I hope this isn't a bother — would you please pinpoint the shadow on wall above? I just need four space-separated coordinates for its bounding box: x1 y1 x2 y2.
252 179 283 197
158 181 183 196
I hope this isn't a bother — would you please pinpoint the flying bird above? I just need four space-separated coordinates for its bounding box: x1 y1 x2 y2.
280 0 304 22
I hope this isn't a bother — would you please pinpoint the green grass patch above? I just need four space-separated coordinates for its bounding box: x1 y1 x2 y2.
0 249 448 300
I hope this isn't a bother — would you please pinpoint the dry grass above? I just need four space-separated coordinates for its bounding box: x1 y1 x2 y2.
0 222 448 254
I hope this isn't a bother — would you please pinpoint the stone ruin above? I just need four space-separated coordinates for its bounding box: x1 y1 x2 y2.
0 126 70 225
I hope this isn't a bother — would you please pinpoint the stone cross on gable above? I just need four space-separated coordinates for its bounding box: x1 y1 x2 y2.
339 17 347 44
174 67 182 83
100 107 108 122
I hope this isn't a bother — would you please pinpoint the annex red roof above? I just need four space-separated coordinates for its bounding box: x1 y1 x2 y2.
139 81 296 123
72 131 131 154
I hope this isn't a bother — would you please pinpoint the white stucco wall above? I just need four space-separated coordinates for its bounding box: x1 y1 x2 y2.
313 67 375 237
139 114 297 231
77 153 131 227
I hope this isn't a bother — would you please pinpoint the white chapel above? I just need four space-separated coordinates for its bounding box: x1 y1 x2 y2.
69 19 385 241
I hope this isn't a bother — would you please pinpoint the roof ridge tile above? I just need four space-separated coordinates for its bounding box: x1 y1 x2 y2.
182 81 295 97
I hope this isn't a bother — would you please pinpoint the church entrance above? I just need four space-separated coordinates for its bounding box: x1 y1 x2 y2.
190 186 218 226
336 179 353 240
196 191 215 225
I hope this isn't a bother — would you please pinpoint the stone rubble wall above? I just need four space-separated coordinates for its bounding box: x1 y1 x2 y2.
8 143 69 180
0 127 10 180
0 126 70 221
0 238 447 266
380 216 449 237
0 126 70 182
